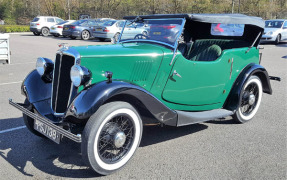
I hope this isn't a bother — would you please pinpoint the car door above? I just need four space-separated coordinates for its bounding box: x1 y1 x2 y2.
47 17 56 28
162 55 231 106
282 21 287 40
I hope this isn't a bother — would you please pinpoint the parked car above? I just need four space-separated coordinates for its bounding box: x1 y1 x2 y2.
261 19 287 44
50 20 75 37
10 14 280 176
62 18 113 40
93 20 148 43
30 16 64 36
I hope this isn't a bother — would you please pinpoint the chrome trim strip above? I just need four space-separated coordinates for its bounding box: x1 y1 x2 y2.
120 39 175 49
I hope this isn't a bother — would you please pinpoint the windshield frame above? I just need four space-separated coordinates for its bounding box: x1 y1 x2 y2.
118 18 186 49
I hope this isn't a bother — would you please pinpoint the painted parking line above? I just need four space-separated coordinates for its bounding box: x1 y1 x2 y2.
0 81 22 86
0 126 26 134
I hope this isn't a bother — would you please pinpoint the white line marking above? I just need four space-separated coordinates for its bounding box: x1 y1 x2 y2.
7 62 35 65
0 81 22 86
0 126 26 134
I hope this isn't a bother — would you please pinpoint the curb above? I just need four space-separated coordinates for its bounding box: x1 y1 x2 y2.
5 32 32 35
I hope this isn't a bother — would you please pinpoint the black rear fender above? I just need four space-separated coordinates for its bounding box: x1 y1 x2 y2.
64 81 178 126
223 63 272 111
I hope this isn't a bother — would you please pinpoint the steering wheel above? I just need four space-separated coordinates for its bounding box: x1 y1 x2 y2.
134 34 148 39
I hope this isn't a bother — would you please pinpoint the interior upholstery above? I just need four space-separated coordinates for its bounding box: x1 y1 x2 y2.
186 39 249 61
189 44 222 61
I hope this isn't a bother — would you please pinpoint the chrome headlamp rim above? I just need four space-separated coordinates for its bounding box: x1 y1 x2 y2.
36 57 46 76
70 65 84 87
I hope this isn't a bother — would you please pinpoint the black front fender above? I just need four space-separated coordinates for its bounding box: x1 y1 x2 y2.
223 63 272 111
22 70 52 103
65 81 178 126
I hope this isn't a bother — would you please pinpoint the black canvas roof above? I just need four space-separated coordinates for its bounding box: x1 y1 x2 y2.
124 14 264 29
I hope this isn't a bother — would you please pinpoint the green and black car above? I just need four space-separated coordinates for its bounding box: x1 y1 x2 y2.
10 14 278 175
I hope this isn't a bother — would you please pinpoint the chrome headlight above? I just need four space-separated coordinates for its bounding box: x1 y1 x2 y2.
267 31 273 35
70 65 91 87
36 57 54 80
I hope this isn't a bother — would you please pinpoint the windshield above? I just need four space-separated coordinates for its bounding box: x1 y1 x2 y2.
103 20 116 26
120 19 184 47
265 20 284 28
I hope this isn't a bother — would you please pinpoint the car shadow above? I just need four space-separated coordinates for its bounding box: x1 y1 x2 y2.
0 117 208 178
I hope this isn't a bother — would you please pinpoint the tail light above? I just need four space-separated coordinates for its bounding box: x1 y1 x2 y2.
71 26 75 29
36 23 40 26
57 26 63 28
103 28 110 32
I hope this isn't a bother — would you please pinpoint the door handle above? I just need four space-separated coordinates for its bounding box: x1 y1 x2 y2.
172 70 182 78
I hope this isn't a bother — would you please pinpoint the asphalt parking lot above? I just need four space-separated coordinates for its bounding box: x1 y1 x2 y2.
0 33 286 179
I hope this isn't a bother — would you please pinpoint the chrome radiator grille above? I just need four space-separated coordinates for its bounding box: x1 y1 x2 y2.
51 54 75 114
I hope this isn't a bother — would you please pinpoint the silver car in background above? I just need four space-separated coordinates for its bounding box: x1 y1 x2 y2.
93 20 148 43
261 19 287 44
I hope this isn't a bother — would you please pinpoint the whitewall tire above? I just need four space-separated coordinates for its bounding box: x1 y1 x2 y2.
82 101 143 175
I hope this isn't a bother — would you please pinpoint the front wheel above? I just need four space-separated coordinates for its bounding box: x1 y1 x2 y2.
275 34 281 45
232 76 263 123
82 101 143 175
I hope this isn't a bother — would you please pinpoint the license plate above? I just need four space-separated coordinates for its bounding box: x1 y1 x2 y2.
96 28 102 31
153 32 161 35
51 27 55 30
64 27 69 30
34 119 61 144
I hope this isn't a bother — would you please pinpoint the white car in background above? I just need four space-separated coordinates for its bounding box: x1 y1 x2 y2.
50 20 75 37
261 19 287 44
30 16 64 36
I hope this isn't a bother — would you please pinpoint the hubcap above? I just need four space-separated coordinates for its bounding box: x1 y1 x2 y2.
114 131 126 148
248 94 256 105
98 115 134 163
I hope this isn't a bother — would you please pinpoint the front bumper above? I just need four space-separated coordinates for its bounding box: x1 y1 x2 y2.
260 35 276 42
9 99 81 143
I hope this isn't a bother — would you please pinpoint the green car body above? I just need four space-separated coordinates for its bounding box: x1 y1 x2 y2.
75 43 259 111
10 13 276 175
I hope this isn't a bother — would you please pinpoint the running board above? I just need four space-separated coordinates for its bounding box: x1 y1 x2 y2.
176 109 234 126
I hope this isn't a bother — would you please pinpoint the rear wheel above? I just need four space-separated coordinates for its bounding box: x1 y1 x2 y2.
275 34 281 45
232 76 263 123
111 33 120 44
41 27 50 37
82 101 143 175
81 30 90 40
33 32 41 36
23 99 46 138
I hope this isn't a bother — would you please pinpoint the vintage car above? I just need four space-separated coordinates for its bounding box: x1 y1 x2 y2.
10 14 279 175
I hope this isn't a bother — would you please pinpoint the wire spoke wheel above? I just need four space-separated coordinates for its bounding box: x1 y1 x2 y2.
98 115 135 164
233 76 263 123
82 101 142 175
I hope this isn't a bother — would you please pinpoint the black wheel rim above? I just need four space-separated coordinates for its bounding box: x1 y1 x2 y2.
97 114 135 164
240 82 259 116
